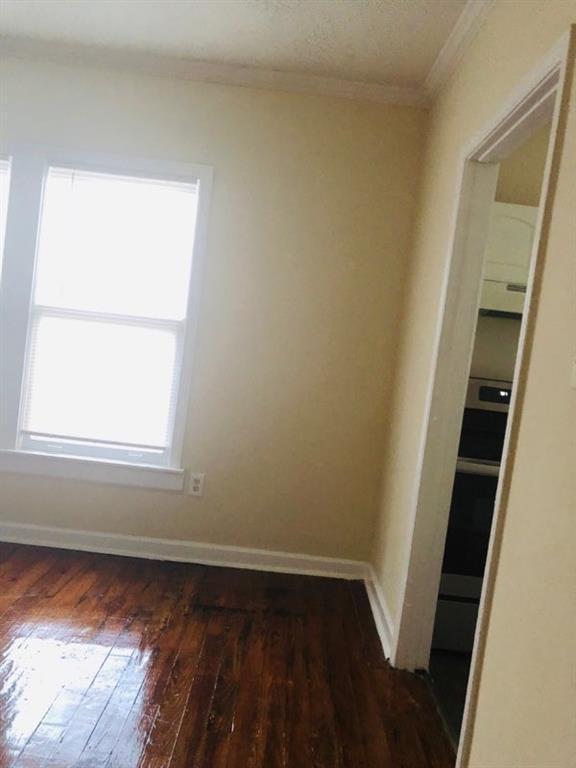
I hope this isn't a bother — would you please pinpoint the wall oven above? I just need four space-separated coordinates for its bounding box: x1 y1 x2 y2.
432 377 512 653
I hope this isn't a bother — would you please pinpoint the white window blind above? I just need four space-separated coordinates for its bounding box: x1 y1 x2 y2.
0 158 11 276
18 166 200 465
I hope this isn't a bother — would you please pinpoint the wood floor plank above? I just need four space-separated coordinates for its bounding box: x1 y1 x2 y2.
74 643 147 766
43 653 132 767
165 611 233 766
261 612 290 768
223 612 269 768
0 543 454 768
189 612 250 768
301 614 343 768
108 567 206 767
136 612 208 763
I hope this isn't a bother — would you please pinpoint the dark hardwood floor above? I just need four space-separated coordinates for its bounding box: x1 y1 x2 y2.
0 542 454 767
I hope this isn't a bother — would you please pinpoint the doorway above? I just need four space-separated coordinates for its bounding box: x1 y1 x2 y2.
428 120 552 744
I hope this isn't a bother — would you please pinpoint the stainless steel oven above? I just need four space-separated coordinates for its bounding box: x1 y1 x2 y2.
432 378 512 652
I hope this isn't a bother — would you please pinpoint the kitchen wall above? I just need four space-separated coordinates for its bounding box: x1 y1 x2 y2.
0 55 426 561
469 316 521 382
371 1 576 765
495 121 551 206
470 122 551 383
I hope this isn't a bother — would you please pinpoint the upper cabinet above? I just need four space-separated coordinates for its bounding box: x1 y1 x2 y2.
480 202 538 316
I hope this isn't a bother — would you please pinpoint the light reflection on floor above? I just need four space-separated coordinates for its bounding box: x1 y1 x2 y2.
0 615 151 761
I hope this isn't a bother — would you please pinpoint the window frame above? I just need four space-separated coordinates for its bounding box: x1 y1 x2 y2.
0 146 213 490
0 156 12 276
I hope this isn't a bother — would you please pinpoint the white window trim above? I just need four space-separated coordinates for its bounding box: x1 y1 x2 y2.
0 448 185 490
0 145 213 490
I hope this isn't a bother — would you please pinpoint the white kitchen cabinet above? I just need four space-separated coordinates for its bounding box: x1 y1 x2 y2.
480 202 538 315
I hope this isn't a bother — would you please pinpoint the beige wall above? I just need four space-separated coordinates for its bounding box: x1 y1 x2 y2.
372 0 576 765
0 56 426 561
470 36 576 766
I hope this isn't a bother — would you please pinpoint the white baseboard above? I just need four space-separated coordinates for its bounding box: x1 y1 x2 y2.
364 566 395 660
0 520 370 580
0 520 394 660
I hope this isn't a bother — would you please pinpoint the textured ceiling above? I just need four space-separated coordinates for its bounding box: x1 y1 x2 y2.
0 0 468 88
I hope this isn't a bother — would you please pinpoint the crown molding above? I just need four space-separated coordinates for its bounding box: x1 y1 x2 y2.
0 1 496 110
0 35 425 108
423 0 495 102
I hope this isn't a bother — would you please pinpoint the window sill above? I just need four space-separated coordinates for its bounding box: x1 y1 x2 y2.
0 449 185 491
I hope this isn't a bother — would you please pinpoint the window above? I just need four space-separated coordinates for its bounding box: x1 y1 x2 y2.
0 153 212 489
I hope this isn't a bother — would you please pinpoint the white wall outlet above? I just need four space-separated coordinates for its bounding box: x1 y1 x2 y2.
188 472 205 497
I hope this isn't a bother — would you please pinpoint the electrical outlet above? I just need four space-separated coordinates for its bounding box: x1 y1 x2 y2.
188 472 205 497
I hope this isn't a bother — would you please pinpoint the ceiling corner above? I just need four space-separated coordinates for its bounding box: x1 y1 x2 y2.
422 0 495 103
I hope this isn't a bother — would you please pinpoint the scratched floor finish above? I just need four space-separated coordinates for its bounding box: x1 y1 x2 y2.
0 543 454 767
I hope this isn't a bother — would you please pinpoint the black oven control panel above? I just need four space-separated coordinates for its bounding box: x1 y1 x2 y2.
478 385 511 406
466 377 512 413
458 378 512 463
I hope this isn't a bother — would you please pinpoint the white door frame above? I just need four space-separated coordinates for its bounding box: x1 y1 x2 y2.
388 30 572 763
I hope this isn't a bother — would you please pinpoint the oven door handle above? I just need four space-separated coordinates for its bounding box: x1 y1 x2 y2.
456 458 500 477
